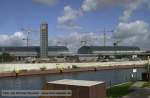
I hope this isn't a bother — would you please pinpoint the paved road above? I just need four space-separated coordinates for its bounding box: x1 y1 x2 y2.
122 88 150 98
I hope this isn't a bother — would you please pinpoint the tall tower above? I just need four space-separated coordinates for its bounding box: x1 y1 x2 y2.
40 23 48 58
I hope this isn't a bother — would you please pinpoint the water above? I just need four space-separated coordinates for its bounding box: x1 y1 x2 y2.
0 68 145 98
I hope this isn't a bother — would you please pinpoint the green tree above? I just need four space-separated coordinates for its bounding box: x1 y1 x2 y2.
144 62 150 81
145 63 150 73
0 53 16 62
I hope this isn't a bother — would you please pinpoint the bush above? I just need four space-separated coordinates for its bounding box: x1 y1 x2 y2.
0 53 15 62
144 63 150 73
40 66 47 71
72 65 79 69
107 82 133 98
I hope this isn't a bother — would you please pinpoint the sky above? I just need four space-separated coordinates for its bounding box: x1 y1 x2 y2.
0 0 150 51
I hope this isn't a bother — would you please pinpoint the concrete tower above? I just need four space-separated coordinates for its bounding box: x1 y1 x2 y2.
40 23 48 58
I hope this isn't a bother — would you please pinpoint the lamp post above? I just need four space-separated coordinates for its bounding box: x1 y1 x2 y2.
2 48 5 63
148 56 150 81
148 56 150 71
133 66 137 81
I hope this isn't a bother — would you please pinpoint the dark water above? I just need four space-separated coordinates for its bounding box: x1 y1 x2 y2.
0 68 145 98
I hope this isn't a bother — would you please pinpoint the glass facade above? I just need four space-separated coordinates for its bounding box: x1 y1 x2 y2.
40 23 48 58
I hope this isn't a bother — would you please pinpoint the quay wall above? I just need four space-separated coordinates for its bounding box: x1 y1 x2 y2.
0 64 145 78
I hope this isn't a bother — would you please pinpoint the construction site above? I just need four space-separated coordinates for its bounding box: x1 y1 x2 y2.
0 23 150 63
1 0 150 98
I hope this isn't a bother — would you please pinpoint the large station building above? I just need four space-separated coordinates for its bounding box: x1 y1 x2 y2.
0 46 69 61
0 23 150 62
0 45 149 62
78 46 141 55
77 46 150 61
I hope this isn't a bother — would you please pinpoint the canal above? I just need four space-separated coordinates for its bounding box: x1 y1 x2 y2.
0 68 145 98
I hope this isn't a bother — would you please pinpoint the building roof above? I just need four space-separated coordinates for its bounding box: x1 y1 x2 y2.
48 79 104 87
78 46 140 54
0 46 69 52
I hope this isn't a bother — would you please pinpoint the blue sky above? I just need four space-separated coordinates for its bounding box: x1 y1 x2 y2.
0 0 150 50
0 0 119 34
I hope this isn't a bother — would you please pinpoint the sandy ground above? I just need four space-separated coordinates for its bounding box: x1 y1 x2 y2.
0 60 148 73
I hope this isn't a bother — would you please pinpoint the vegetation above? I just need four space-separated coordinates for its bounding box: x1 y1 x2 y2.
40 66 47 71
0 53 16 62
142 82 150 88
144 63 150 73
72 65 79 69
107 82 133 98
143 63 150 81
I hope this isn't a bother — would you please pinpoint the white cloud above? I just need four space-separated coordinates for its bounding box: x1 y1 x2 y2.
55 20 150 50
55 0 150 50
119 0 142 22
55 19 150 49
82 0 129 12
119 9 133 22
148 1 150 8
113 20 150 49
57 0 150 30
33 0 57 6
82 0 99 11
0 32 25 46
81 0 148 22
49 32 111 51
57 6 82 29
81 0 150 49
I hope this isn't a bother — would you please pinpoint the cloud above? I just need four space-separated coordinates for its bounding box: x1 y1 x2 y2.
55 20 150 50
56 0 150 50
148 1 150 8
81 0 150 22
49 32 111 51
50 32 99 46
57 0 149 30
119 0 142 22
82 0 129 12
57 6 83 29
81 0 150 49
32 0 57 6
0 32 25 46
113 20 150 49
81 0 148 22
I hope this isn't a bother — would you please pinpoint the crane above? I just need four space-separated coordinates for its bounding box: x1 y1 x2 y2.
100 28 114 46
57 41 68 47
79 28 114 46
81 40 87 46
113 40 123 46
21 28 39 47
